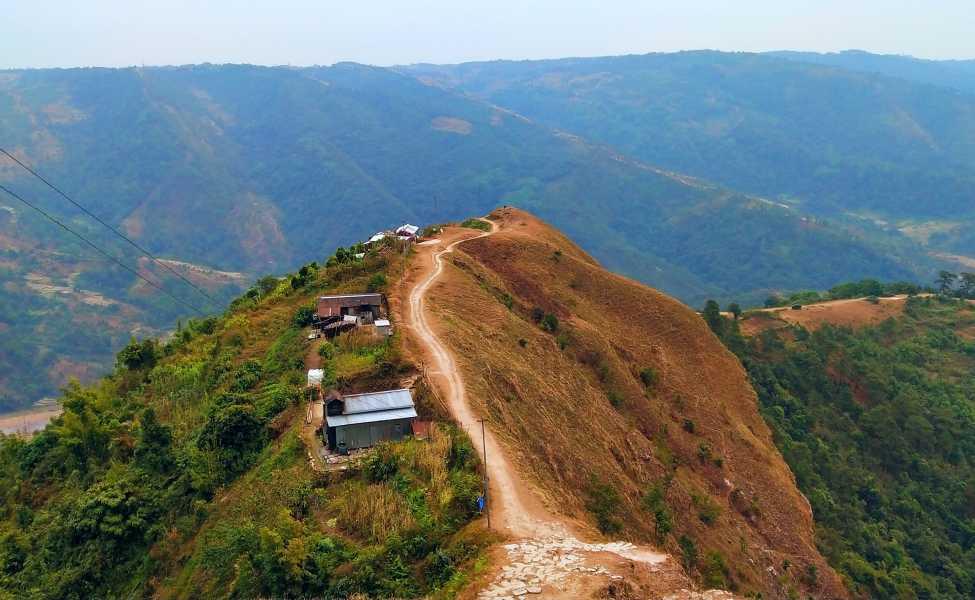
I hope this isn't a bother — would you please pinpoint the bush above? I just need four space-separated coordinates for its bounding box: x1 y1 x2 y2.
678 535 698 571
117 338 157 371
691 491 721 525
364 443 399 483
540 313 559 333
701 551 730 588
459 218 490 231
367 273 387 293
607 390 623 408
585 477 622 534
639 367 658 389
292 306 315 327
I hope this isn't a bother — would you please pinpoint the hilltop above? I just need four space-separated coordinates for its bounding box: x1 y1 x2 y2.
397 208 848 598
0 208 865 599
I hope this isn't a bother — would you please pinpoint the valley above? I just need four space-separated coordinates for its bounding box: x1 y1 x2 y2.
1 51 953 409
2 44 975 600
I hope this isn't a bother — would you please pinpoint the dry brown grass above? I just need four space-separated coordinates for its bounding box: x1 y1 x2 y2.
405 207 849 599
331 479 416 542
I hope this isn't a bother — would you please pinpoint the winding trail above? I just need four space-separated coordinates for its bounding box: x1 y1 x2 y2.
407 220 550 537
404 218 680 598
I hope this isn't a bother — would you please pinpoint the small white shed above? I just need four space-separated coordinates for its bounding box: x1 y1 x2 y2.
375 318 392 336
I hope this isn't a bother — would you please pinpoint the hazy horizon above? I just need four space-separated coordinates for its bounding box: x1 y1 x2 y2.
3 1 974 69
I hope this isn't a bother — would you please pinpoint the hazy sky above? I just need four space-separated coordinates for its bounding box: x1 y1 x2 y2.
4 1 974 69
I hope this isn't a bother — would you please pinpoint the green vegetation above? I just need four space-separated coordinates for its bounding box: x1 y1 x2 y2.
641 480 673 542
2 58 943 408
459 219 490 232
585 477 622 534
0 246 488 598
716 294 975 598
762 278 925 308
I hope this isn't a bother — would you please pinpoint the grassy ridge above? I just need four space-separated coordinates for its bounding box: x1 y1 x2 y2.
0 239 489 599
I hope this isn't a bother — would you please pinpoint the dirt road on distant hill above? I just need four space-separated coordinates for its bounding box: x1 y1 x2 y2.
402 218 701 599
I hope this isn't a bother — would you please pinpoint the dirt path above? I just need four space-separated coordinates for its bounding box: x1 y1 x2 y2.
408 220 555 537
404 219 684 599
300 332 326 473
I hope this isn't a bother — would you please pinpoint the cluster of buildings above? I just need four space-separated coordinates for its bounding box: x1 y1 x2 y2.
308 269 417 453
366 223 421 247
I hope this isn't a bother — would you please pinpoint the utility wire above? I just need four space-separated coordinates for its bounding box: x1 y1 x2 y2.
0 182 205 316
0 147 221 308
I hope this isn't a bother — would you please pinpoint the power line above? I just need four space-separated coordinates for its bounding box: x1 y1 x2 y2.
0 182 206 316
0 148 221 308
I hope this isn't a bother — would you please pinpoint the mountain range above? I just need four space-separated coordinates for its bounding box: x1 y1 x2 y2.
2 50 974 408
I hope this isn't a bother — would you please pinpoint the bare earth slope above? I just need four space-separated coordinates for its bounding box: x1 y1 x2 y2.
397 208 848 599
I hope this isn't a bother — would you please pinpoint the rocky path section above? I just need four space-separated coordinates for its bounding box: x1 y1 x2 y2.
479 537 667 598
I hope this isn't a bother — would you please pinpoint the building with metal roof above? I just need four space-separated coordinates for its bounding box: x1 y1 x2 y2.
324 388 417 452
316 293 383 322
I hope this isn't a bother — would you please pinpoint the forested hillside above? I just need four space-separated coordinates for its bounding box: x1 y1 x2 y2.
708 296 975 598
0 237 489 599
1 62 924 408
406 51 975 222
771 50 975 94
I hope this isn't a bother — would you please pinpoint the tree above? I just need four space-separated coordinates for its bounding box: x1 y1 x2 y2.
958 272 975 298
292 306 315 327
116 338 157 371
134 408 174 474
702 300 724 337
728 303 742 320
935 270 957 295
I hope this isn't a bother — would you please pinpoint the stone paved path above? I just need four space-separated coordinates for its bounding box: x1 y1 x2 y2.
477 536 666 598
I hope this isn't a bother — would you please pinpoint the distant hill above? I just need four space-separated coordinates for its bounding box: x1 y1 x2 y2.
0 61 925 408
770 49 975 94
404 51 975 221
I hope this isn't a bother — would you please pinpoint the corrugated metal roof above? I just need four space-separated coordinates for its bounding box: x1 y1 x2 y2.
326 406 418 427
397 224 420 235
374 319 391 327
343 388 414 414
317 293 383 303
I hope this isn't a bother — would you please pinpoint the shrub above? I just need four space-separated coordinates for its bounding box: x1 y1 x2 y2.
691 491 721 525
682 419 696 434
459 218 490 231
678 535 698 571
117 338 157 371
585 477 622 534
540 313 559 333
641 482 672 542
365 443 399 483
639 367 658 389
556 333 570 350
292 305 315 327
367 273 387 293
318 342 335 359
702 551 730 588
